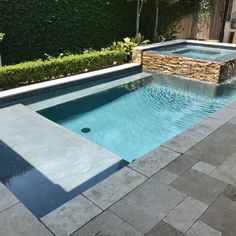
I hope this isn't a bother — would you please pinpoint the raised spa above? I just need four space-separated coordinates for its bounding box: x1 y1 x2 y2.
133 40 236 83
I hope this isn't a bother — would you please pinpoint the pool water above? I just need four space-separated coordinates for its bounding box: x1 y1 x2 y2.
147 42 236 62
39 77 236 163
174 48 220 60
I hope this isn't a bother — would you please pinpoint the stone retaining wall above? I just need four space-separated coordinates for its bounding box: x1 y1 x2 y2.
220 59 236 82
142 52 228 83
132 48 143 64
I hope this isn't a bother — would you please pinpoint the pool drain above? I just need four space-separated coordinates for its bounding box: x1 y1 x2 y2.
81 127 91 133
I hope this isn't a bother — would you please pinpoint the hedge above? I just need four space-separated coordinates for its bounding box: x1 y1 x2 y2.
0 49 127 90
0 0 196 65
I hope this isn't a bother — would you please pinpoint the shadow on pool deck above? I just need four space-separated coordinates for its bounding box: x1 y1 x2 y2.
0 139 127 218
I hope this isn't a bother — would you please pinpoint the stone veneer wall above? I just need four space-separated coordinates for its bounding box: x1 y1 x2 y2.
132 48 143 64
132 44 236 83
142 52 225 83
220 59 236 82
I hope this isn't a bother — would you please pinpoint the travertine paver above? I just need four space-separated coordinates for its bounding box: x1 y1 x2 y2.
200 196 236 236
164 154 198 176
110 179 186 233
110 222 144 236
210 106 236 122
0 183 19 213
186 141 231 166
229 115 236 125
151 170 178 185
227 99 236 109
129 146 181 177
221 184 236 202
146 221 186 236
72 210 123 236
0 203 53 236
192 161 216 175
162 129 205 154
206 122 236 143
189 117 224 136
202 122 236 149
83 167 147 210
171 169 227 205
163 197 208 233
41 195 102 236
186 123 236 165
211 152 236 186
187 220 222 236
75 220 144 236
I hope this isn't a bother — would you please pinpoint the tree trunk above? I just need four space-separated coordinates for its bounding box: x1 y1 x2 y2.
219 0 230 42
136 0 141 36
153 0 159 42
136 0 145 36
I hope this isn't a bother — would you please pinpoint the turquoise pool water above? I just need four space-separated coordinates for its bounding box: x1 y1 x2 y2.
147 42 236 62
39 77 236 163
174 48 219 60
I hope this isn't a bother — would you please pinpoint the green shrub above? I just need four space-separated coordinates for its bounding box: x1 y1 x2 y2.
0 49 127 90
109 37 137 61
0 33 4 43
0 0 195 65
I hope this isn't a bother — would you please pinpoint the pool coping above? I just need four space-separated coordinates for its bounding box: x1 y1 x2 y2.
28 71 152 111
1 66 236 235
0 63 141 107
135 39 236 51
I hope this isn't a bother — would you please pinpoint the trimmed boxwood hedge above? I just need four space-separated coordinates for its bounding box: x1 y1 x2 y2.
0 0 196 65
0 49 127 90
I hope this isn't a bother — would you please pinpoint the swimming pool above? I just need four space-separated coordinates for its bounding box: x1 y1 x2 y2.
39 74 236 163
1 64 236 219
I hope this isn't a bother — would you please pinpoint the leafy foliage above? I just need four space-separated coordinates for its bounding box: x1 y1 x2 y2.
131 33 150 45
0 0 136 65
196 0 213 17
0 33 4 43
110 39 137 61
0 0 197 65
141 0 197 41
0 49 127 90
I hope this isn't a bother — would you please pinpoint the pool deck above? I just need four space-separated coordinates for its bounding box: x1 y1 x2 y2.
0 100 236 235
1 63 236 235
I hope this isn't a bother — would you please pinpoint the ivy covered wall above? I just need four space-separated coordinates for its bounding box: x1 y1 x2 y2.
0 0 196 65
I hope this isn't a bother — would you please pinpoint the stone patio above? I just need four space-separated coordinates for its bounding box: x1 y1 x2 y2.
1 91 236 235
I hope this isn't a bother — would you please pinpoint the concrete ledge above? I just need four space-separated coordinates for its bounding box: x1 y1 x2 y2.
135 39 236 51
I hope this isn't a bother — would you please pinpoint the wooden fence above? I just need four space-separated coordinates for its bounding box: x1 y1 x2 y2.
175 0 228 41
